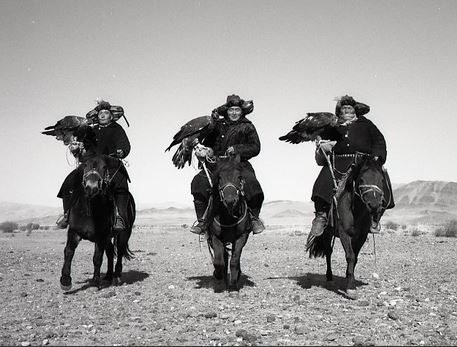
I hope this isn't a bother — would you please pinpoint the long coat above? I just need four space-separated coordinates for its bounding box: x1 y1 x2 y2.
93 122 131 159
191 117 263 205
312 116 387 205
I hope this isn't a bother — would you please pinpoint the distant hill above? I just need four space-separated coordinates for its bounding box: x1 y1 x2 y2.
384 181 457 225
2 180 456 227
0 202 60 224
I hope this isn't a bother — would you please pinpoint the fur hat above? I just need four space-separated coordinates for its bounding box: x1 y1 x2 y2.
213 94 254 119
86 99 129 126
335 95 370 117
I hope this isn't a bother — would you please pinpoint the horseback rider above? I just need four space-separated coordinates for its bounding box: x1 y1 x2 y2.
310 95 392 237
189 94 265 235
56 100 131 231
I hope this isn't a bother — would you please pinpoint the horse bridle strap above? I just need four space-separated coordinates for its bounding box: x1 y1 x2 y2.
214 200 248 228
83 168 104 183
219 182 244 200
358 184 385 201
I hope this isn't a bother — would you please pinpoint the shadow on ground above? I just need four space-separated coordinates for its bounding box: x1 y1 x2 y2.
187 273 256 292
268 272 368 298
63 270 149 295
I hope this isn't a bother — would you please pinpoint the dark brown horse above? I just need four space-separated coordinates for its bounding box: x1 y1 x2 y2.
306 156 387 299
60 155 135 291
207 155 251 291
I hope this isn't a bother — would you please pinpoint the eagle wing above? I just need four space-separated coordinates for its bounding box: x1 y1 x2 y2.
166 115 216 169
279 112 337 144
42 115 87 136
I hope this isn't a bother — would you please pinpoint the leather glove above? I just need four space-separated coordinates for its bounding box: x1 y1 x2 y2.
226 146 236 156
317 140 336 153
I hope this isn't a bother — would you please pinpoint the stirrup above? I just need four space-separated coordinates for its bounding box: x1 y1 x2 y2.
310 212 327 237
113 216 126 231
56 213 68 229
190 220 207 235
370 221 381 234
251 217 265 234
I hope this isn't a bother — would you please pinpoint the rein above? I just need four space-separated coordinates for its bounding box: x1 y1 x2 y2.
214 200 248 228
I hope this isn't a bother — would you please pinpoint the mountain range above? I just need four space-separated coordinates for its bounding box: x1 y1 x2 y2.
1 180 456 227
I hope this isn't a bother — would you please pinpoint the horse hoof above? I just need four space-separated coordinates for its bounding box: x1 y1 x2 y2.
346 289 358 300
112 277 121 286
60 276 72 291
60 283 72 291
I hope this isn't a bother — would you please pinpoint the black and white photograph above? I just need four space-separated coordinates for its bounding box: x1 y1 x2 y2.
1 0 457 346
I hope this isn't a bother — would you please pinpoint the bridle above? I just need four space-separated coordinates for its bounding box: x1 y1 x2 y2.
82 168 108 194
356 184 385 205
218 178 246 219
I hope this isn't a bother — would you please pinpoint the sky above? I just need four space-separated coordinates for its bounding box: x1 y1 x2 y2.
1 0 456 208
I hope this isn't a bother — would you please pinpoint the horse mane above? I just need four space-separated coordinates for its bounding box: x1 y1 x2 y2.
214 157 243 178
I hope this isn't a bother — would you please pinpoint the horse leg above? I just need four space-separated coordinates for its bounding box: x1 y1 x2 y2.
339 231 358 299
324 232 334 285
211 236 226 284
104 238 114 283
228 233 249 291
114 228 133 285
92 241 105 289
60 229 81 291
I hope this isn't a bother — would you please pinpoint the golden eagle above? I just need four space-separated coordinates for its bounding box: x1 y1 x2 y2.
279 112 337 144
165 115 216 169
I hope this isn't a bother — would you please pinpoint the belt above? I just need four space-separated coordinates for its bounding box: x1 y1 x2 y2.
334 154 357 158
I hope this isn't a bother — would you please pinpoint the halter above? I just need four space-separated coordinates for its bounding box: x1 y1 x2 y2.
82 168 108 194
218 179 246 222
357 184 385 205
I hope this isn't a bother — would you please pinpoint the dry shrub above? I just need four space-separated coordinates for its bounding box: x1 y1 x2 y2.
434 219 457 238
385 221 399 231
0 221 18 233
411 228 423 237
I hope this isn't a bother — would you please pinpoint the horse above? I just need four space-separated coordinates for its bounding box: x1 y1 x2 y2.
306 155 387 299
206 154 251 291
60 154 136 291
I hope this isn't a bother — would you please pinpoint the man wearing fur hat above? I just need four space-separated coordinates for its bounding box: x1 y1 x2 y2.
56 100 131 231
310 95 392 237
190 94 265 235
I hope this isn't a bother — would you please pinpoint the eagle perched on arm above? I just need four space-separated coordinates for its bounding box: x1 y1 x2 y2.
165 114 216 169
279 112 337 144
41 115 87 137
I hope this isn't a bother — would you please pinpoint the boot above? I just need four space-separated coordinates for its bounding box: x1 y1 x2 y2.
56 211 69 229
113 212 126 232
370 217 381 234
113 193 128 232
310 211 327 237
190 199 210 235
250 208 265 235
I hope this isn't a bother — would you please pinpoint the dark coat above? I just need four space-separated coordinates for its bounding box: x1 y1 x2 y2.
93 122 131 158
312 116 387 204
202 118 260 161
192 117 263 206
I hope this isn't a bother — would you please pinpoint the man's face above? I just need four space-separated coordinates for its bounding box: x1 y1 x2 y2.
98 109 113 125
339 105 356 122
227 106 242 122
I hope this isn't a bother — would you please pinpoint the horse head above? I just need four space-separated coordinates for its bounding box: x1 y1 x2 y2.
215 154 246 218
355 156 385 220
82 155 110 199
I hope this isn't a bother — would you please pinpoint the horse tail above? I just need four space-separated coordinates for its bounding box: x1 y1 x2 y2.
123 243 134 261
305 232 327 258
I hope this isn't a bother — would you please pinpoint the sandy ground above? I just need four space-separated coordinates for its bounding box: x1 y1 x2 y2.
1 227 457 346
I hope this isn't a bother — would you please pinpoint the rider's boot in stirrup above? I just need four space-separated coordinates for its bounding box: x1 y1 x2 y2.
310 211 327 237
190 200 209 235
56 211 69 229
